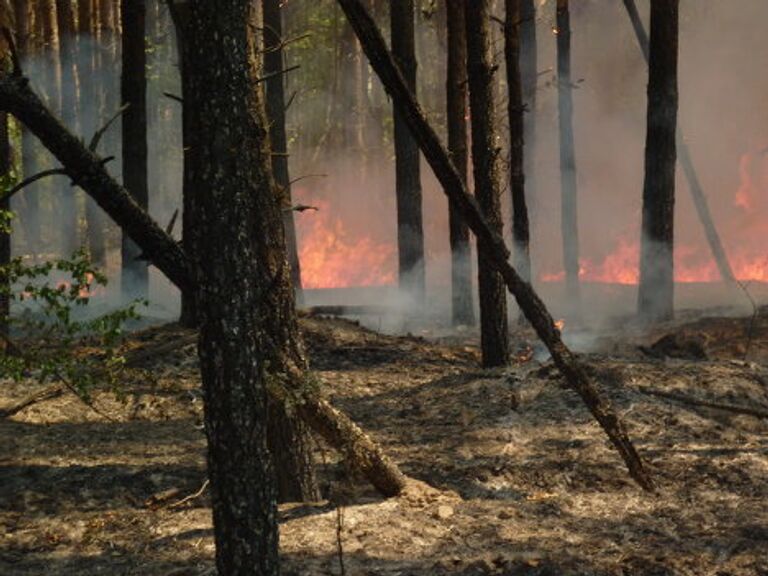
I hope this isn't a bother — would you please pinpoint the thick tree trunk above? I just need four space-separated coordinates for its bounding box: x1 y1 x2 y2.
445 0 474 327
55 0 80 257
622 0 735 287
336 0 654 491
556 0 581 316
391 0 425 306
506 0 531 284
263 0 304 309
638 0 678 323
120 0 149 300
465 0 509 367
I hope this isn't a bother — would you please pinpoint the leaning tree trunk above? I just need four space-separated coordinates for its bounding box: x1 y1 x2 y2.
120 0 149 300
506 0 531 284
263 0 305 308
465 0 510 367
391 0 425 307
556 0 581 317
445 0 474 327
335 0 654 491
638 0 678 323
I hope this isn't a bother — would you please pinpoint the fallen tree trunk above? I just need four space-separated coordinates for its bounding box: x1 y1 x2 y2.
0 72 406 497
622 0 736 286
336 0 654 491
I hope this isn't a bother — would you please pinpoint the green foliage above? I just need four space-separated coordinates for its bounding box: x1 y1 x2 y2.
0 248 146 403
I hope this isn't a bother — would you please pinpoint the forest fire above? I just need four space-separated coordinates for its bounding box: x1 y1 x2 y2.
295 195 396 289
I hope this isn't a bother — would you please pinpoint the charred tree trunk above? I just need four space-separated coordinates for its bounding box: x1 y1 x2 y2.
556 0 581 316
445 0 474 327
638 0 678 323
120 0 149 300
335 0 654 491
391 0 425 307
465 0 509 367
622 0 735 287
505 0 531 284
263 0 304 308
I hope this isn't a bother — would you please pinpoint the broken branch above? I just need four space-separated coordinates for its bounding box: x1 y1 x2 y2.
88 103 130 152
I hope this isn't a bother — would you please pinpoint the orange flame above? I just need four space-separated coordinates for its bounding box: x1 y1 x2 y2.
295 196 396 289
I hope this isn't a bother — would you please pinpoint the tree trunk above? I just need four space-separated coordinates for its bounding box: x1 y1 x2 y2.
506 0 531 284
638 0 678 323
445 0 474 327
556 0 581 316
120 0 149 300
465 0 509 367
263 0 304 309
622 0 735 287
391 0 425 307
335 0 654 491
184 3 286 571
520 0 537 221
55 0 81 257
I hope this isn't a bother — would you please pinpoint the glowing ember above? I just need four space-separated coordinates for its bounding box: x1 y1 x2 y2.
554 319 566 332
295 196 396 289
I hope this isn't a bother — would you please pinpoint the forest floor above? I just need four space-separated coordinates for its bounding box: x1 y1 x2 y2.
1 307 768 575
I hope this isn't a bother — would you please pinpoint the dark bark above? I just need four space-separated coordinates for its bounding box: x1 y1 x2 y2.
54 0 80 256
336 0 654 491
391 0 425 305
638 0 678 323
556 0 581 314
465 0 509 367
185 2 284 571
120 0 149 300
622 0 735 286
445 0 474 327
263 0 304 308
505 0 531 283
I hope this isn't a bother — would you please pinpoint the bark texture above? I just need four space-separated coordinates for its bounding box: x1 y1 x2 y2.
120 0 149 300
336 0 654 491
505 0 531 283
445 0 474 326
391 0 425 305
556 0 581 314
638 0 678 323
465 0 509 367
0 112 10 337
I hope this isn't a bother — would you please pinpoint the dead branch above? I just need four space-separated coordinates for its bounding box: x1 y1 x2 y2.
254 64 300 85
88 103 130 152
284 90 298 112
1 168 68 202
167 479 210 509
0 383 65 418
736 280 760 360
163 92 184 104
124 333 197 368
288 173 328 187
284 204 319 213
638 387 768 420
1 27 21 77
337 0 654 491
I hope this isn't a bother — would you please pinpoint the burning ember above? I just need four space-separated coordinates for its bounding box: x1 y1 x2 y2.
294 194 396 289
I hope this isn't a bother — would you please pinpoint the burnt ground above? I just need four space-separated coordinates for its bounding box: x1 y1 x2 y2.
1 310 768 575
